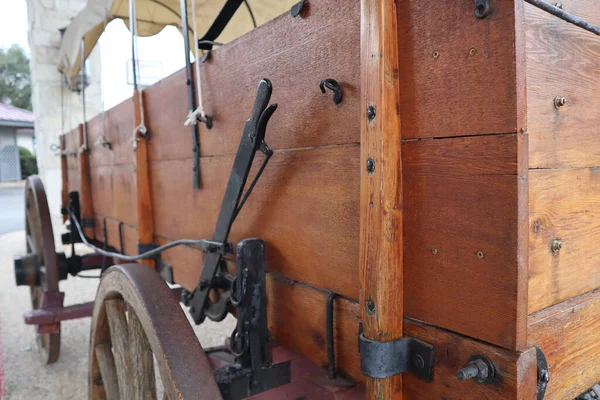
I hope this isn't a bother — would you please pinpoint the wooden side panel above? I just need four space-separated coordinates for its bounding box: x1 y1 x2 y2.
403 134 527 350
526 2 600 168
267 275 362 383
529 168 600 313
397 0 522 139
528 288 600 400
144 0 361 162
404 320 537 400
150 145 360 300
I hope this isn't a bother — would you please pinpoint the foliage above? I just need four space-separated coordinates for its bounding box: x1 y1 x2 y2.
19 146 37 178
0 45 32 110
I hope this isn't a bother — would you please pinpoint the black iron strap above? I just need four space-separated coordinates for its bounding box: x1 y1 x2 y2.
359 333 435 382
198 0 245 50
535 346 549 400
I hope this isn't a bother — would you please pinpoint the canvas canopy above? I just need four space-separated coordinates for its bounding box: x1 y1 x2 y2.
57 0 295 83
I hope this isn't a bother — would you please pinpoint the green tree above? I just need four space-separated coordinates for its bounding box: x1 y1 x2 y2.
0 45 31 110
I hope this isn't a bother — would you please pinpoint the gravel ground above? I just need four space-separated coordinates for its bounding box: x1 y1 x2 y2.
0 224 235 399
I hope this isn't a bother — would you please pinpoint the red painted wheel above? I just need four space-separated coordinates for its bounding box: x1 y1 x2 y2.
18 176 61 364
89 264 222 399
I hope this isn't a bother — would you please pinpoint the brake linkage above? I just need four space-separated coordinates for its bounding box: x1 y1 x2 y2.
187 79 277 325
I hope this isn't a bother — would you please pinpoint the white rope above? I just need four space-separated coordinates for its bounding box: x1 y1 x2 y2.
184 0 205 127
130 0 147 150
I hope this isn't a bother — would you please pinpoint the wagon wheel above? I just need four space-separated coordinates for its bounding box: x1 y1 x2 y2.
89 264 223 400
18 176 61 364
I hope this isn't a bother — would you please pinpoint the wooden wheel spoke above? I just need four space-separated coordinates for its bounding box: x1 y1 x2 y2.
95 343 120 400
128 308 157 400
105 299 134 400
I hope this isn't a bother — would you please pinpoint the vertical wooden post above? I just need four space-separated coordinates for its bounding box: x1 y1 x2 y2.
78 124 94 238
360 0 403 398
134 90 155 268
60 135 68 223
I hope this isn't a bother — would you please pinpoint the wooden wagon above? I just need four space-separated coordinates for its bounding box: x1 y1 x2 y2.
12 0 600 398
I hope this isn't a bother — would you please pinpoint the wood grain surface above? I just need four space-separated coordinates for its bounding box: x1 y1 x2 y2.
526 2 600 168
529 288 600 399
403 134 528 350
397 0 525 139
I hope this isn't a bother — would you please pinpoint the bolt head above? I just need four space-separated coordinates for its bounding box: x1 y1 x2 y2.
366 158 375 174
551 239 562 253
365 300 376 315
367 106 376 121
413 354 425 369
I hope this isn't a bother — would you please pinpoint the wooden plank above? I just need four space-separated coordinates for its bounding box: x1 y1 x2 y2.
397 0 525 139
403 134 528 350
128 308 156 400
267 275 362 383
105 299 133 400
93 215 138 257
150 145 360 299
95 342 120 400
360 0 403 397
144 0 360 162
404 319 538 400
526 2 600 168
133 90 155 268
79 124 95 238
529 168 600 313
528 288 600 400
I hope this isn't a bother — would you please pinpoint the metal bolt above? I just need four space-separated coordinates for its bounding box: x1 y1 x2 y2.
367 105 376 121
432 51 440 59
474 0 492 19
540 369 550 383
457 363 481 381
413 354 425 369
477 251 484 259
369 202 374 208
457 356 495 384
554 96 568 109
365 300 376 315
469 48 477 56
366 158 375 174
551 239 562 253
431 248 438 255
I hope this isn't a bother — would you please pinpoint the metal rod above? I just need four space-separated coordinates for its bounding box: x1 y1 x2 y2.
128 0 138 90
69 210 226 260
326 292 338 380
525 0 600 36
80 38 88 149
180 0 201 189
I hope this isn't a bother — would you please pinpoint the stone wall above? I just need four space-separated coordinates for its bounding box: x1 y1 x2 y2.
26 0 103 218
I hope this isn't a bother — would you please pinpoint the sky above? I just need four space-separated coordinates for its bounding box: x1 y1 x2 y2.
0 0 186 110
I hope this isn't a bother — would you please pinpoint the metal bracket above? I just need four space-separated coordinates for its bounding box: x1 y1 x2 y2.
535 346 549 400
137 242 159 255
359 333 435 382
188 79 277 325
577 383 600 400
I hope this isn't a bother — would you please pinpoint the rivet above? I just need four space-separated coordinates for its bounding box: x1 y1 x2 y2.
554 96 567 109
551 239 562 253
366 158 375 174
367 105 376 121
365 300 376 315
477 251 484 259
432 51 440 59
431 248 438 255
469 48 477 56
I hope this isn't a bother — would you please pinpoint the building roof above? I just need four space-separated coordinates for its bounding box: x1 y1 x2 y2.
0 102 34 128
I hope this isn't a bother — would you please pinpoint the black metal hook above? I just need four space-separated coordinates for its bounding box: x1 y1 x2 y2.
320 79 343 105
